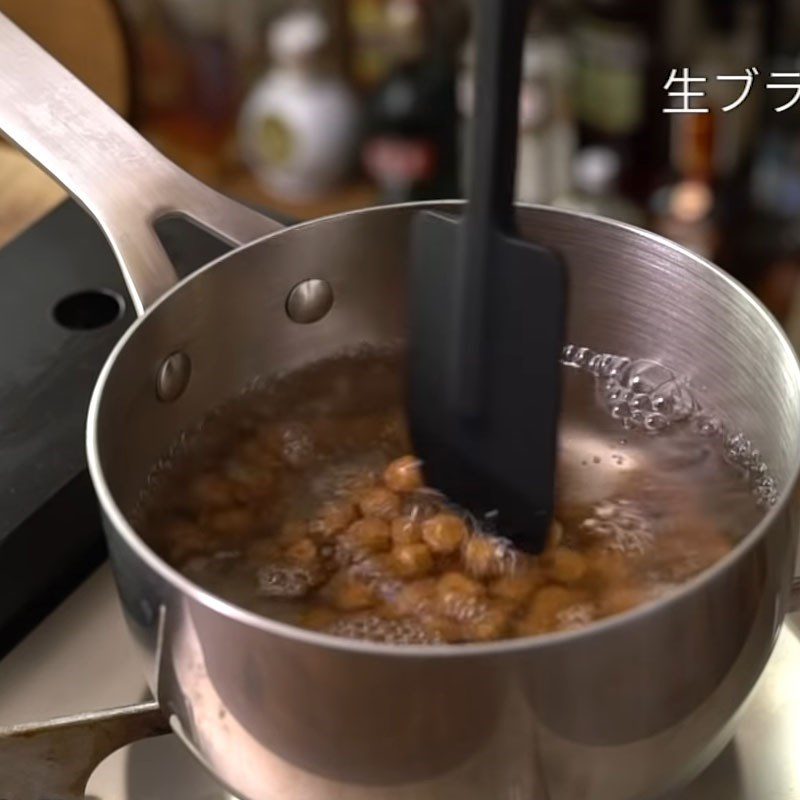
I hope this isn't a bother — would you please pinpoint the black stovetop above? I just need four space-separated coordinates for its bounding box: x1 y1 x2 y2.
0 201 280 653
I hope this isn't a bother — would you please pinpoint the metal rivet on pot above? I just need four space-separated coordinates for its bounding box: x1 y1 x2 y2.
286 278 334 324
156 352 191 402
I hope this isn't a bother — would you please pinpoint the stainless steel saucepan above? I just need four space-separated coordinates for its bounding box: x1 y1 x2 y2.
2 14 800 800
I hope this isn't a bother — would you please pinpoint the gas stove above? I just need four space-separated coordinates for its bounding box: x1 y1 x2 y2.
1 202 799 799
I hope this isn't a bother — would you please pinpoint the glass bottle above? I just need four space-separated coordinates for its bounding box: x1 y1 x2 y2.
238 7 361 200
361 0 458 203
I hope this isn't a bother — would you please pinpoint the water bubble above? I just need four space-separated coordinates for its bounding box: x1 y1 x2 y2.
753 478 778 507
757 474 776 491
627 360 674 394
752 459 768 476
325 614 441 645
644 413 668 432
274 422 315 468
440 592 488 624
605 386 625 403
573 347 595 367
724 432 746 451
736 441 752 461
598 354 615 376
581 499 655 555
651 393 670 413
610 402 630 420
594 501 615 520
608 357 631 381
257 564 317 598
723 432 756 471
693 414 722 437
630 409 647 427
616 514 638 530
587 353 697 433
350 559 404 598
556 603 595 631
666 383 695 421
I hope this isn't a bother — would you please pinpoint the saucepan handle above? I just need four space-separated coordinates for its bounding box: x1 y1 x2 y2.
0 701 169 799
0 14 284 314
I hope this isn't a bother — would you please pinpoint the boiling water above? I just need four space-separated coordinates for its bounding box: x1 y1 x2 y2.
560 344 777 510
136 346 773 644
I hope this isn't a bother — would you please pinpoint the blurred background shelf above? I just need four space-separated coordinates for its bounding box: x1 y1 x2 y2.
4 0 800 330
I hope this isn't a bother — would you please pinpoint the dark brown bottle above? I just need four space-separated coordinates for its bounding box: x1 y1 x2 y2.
361 0 459 203
572 0 669 203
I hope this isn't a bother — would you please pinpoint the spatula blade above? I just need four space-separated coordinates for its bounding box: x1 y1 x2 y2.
409 209 566 551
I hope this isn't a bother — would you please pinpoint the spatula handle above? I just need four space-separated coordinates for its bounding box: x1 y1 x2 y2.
456 0 530 417
465 0 529 231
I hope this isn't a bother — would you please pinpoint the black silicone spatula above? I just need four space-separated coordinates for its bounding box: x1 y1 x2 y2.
408 0 566 552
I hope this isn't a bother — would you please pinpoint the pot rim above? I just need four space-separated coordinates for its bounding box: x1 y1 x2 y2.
86 201 800 658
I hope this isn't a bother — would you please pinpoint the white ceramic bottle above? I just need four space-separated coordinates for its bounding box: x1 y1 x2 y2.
238 8 360 200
